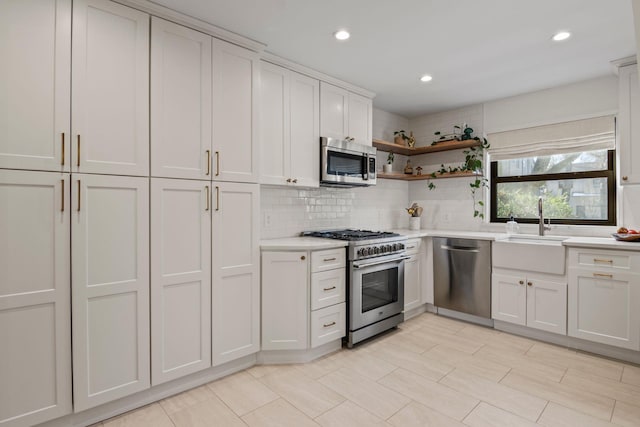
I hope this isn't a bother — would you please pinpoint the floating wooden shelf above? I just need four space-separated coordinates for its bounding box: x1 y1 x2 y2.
378 171 478 181
372 138 481 156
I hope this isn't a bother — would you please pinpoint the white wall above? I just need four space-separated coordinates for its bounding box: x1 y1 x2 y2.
406 75 621 235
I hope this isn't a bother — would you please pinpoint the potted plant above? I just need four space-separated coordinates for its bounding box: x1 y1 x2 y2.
406 202 423 230
383 152 394 174
394 130 410 146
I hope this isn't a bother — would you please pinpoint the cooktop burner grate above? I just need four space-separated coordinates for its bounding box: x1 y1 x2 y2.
302 229 400 241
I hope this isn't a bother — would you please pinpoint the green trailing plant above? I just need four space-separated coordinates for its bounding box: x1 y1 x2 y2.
387 152 394 164
432 124 475 144
427 136 490 219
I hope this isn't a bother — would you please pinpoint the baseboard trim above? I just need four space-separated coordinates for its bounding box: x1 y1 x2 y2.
257 340 342 364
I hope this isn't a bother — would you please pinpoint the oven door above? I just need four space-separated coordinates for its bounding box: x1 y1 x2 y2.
350 254 408 331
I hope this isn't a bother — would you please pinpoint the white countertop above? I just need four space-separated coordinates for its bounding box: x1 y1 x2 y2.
391 228 506 241
260 237 349 251
563 236 640 251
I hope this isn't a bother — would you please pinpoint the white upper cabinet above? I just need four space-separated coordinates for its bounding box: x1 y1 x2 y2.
212 39 258 183
211 183 260 365
260 62 319 187
151 18 212 180
72 0 149 176
151 178 211 385
72 174 150 411
320 82 373 146
0 170 72 427
0 0 71 172
618 63 640 185
347 92 373 146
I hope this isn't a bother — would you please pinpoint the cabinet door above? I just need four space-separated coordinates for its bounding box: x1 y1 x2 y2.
618 64 640 184
347 92 372 146
568 267 640 350
404 253 422 312
259 61 289 185
72 0 149 176
320 82 349 140
72 174 150 411
0 0 71 172
0 170 71 426
212 39 258 183
421 238 434 304
491 273 526 326
211 183 260 365
526 279 567 335
262 251 309 350
151 18 212 180
151 179 211 385
289 71 320 187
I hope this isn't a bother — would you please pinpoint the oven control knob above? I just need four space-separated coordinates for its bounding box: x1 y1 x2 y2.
398 243 405 250
386 244 392 252
374 246 380 254
367 247 374 256
391 244 397 251
381 245 387 253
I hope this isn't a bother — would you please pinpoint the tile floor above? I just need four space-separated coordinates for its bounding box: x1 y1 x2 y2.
97 313 640 426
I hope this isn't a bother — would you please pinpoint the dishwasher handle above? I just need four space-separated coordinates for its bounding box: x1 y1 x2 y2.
440 245 480 253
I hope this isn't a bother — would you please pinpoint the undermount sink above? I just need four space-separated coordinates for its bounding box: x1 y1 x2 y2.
493 234 567 274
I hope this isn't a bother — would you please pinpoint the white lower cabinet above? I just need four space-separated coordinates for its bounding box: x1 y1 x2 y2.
150 179 211 385
262 248 346 351
492 272 567 335
422 237 434 305
568 248 640 350
0 170 72 427
211 182 260 365
404 239 422 312
71 174 150 411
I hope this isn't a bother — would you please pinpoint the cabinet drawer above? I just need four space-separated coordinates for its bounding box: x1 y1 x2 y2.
405 238 421 255
569 248 638 272
311 268 346 310
310 302 346 348
311 248 345 272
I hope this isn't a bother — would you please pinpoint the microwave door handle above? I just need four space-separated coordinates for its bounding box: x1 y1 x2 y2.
363 154 369 180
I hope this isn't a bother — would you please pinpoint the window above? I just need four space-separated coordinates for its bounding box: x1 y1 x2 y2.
487 116 616 226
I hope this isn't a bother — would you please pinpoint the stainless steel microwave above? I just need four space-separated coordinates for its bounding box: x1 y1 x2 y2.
320 137 377 187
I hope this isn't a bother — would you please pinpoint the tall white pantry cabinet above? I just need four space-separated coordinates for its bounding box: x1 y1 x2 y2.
0 0 261 425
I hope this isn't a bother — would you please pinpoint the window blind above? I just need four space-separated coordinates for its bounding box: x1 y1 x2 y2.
487 115 615 161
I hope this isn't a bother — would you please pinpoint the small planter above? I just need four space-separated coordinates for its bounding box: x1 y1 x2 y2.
409 217 421 230
383 164 393 174
394 135 406 146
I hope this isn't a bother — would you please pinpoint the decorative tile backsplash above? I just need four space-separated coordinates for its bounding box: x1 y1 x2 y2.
260 179 409 239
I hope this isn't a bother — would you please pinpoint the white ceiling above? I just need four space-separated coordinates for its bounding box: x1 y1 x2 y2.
150 0 636 118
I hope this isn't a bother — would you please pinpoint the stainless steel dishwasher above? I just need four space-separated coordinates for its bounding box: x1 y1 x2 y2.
433 237 492 324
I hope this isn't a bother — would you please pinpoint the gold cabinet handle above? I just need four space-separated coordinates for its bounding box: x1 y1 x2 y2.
323 286 337 291
527 281 533 287
593 273 613 279
61 179 65 212
77 180 81 212
300 255 306 260
622 176 628 181
286 178 292 183
215 186 220 211
323 321 336 328
215 151 220 176
76 135 81 167
61 133 65 166
519 280 524 285
323 257 337 262
594 258 613 264
205 185 210 211
292 178 297 183
206 150 211 176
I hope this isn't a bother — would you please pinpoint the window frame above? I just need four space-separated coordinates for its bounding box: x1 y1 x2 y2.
490 150 616 226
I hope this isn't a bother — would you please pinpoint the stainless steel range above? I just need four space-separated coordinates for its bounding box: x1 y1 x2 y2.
302 229 408 347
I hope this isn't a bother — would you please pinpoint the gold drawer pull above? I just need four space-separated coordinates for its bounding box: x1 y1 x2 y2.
205 186 210 211
61 133 65 166
593 273 613 279
323 286 337 291
61 179 65 212
215 151 220 176
323 257 337 262
206 150 211 175
323 321 336 328
593 258 613 264
77 180 81 212
76 135 80 167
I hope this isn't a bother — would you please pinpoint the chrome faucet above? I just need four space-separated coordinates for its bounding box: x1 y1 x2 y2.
538 197 551 236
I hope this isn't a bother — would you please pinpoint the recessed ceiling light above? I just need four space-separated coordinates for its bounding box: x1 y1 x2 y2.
552 31 571 41
420 74 433 82
334 30 350 41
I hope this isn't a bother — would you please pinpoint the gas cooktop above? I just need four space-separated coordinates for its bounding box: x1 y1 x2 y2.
302 229 400 241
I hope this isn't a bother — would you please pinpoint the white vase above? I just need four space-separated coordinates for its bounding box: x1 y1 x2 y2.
383 164 393 174
409 216 421 230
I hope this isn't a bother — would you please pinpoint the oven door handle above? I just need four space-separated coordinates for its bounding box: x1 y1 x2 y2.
353 256 410 269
